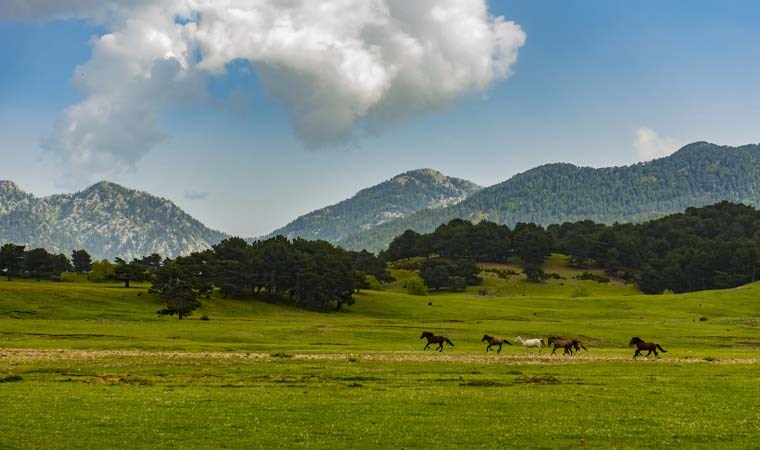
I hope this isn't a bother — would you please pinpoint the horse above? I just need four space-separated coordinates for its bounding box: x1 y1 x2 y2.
548 337 589 355
515 336 544 354
629 337 667 358
420 331 455 352
481 335 512 354
570 339 588 355
547 336 575 355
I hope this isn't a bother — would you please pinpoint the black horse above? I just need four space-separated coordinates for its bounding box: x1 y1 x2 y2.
629 337 667 358
481 335 512 354
420 331 455 352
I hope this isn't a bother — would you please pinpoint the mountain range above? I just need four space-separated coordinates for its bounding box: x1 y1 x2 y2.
2 141 760 258
0 180 228 260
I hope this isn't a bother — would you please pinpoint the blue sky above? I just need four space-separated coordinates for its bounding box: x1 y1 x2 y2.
1 0 759 236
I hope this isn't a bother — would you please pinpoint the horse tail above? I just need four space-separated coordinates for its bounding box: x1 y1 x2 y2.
581 343 588 351
445 338 455 347
656 344 667 353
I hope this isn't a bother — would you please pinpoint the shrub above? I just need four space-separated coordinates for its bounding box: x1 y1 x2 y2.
200 315 210 321
87 259 115 283
483 267 519 279
699 316 708 322
0 375 22 383
576 272 610 283
571 286 590 298
406 276 428 296
364 275 383 291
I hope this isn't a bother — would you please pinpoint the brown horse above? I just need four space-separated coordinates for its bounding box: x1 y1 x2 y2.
547 336 588 355
481 335 512 353
420 331 455 352
629 337 667 358
547 337 574 355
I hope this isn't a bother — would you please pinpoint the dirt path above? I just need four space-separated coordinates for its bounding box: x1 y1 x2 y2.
1 348 757 365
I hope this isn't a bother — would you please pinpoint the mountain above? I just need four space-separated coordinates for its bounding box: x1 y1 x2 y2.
341 142 760 252
0 181 229 260
266 169 481 242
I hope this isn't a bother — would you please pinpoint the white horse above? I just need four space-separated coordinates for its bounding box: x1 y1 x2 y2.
515 336 544 354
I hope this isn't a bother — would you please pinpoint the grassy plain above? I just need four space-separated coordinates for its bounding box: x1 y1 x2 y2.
1 255 759 449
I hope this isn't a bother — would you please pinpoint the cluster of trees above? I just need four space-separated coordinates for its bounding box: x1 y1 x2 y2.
382 202 760 294
0 244 84 281
382 219 551 288
551 202 760 293
149 237 389 318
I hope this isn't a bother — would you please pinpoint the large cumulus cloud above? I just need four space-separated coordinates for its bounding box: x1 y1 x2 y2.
2 1 526 183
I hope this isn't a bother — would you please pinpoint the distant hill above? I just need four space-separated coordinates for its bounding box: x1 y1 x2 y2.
0 180 228 260
341 142 760 251
266 169 481 242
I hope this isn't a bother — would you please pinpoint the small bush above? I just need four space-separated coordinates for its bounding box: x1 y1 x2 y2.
571 287 590 298
576 272 610 283
364 275 383 291
270 353 293 358
0 375 22 383
704 356 719 362
200 315 210 321
699 316 708 322
483 267 519 280
406 276 428 296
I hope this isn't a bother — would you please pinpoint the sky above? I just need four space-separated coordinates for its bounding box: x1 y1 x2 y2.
1 0 759 237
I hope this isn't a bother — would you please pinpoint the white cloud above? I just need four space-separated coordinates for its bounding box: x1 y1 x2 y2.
634 127 680 161
2 0 526 185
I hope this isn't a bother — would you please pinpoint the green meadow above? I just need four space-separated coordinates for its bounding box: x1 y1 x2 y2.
1 255 759 449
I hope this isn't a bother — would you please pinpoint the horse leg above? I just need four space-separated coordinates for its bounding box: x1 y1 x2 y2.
551 346 557 355
653 349 659 358
486 345 491 353
633 349 641 358
424 343 430 350
497 344 502 354
438 343 444 352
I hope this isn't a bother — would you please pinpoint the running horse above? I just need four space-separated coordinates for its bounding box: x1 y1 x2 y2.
547 336 588 356
420 331 455 352
481 335 512 354
515 336 544 354
629 337 667 358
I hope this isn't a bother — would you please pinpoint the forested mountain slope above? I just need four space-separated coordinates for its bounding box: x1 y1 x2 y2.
266 169 481 242
342 142 760 251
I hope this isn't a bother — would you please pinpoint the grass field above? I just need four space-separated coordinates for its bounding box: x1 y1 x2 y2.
1 255 759 449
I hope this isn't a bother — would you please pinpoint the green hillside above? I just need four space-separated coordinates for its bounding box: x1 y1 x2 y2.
1 255 758 356
1 259 759 448
343 142 760 251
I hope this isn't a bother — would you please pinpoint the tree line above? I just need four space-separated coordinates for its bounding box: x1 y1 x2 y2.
0 244 92 281
382 202 760 294
0 236 390 318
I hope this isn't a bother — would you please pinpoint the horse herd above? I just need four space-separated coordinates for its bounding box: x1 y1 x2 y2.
420 332 668 358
